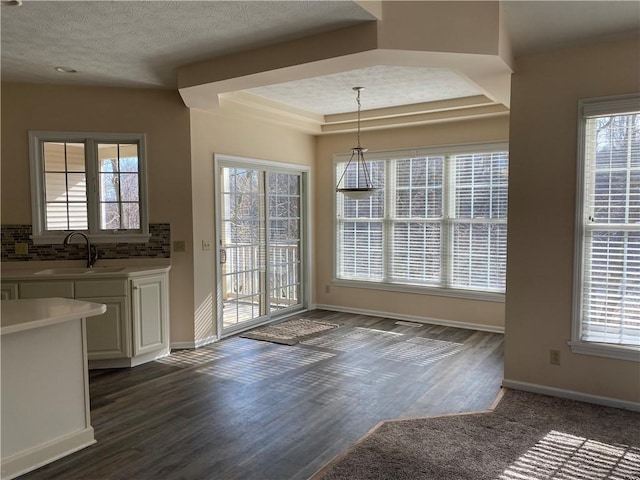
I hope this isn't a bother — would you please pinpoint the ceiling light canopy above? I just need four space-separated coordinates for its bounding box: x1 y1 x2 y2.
336 87 377 200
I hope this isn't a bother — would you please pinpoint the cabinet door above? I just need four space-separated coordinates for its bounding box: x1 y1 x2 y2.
1 283 18 300
131 275 168 356
19 281 74 299
82 296 130 360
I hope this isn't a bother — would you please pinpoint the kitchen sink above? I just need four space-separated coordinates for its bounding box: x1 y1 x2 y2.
34 267 126 275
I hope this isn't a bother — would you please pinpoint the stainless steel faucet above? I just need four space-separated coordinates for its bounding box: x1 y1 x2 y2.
63 231 98 268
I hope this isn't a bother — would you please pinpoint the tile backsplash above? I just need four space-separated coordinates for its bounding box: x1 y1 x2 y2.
1 224 171 261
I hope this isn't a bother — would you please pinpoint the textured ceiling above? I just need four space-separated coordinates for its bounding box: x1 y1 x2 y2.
1 0 638 117
0 0 375 88
248 66 482 115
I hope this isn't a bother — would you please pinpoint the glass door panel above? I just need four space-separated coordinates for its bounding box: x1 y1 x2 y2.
218 165 303 335
268 172 301 313
220 167 266 331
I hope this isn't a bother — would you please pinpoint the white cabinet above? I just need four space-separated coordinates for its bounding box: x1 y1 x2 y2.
1 271 169 368
131 275 168 356
75 279 130 361
82 296 130 360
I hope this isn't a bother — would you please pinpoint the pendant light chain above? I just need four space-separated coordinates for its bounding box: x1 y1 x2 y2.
356 87 362 148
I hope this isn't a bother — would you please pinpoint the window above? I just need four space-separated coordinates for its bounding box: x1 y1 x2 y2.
335 143 508 300
29 132 149 243
572 94 640 361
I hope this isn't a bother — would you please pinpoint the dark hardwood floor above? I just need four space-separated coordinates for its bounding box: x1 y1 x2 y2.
22 310 504 480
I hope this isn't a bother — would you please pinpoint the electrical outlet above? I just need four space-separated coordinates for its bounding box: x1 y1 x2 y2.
15 243 28 255
202 240 212 251
325 284 331 294
550 349 561 365
173 240 186 252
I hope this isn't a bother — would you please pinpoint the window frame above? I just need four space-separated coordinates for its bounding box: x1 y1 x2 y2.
571 94 640 362
333 142 508 302
29 131 150 244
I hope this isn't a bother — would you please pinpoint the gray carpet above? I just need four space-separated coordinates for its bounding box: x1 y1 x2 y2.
313 389 640 480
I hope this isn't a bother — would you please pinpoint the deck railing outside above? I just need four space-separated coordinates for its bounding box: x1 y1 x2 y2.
222 243 299 306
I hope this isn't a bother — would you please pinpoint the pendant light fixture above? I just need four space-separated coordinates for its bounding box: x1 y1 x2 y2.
336 87 376 200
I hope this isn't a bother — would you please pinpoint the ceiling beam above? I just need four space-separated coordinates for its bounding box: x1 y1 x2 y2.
178 1 514 130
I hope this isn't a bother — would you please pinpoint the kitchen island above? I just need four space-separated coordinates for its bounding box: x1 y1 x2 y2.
1 298 106 480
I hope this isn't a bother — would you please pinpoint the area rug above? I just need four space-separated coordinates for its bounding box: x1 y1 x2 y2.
312 389 640 480
240 318 340 345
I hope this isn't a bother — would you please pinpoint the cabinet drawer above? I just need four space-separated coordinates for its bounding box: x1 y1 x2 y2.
75 279 127 298
19 281 74 299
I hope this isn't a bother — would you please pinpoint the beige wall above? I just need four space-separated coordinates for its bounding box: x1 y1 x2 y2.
189 108 316 342
4 35 637 406
315 115 510 330
0 83 195 344
504 38 640 403
378 1 500 55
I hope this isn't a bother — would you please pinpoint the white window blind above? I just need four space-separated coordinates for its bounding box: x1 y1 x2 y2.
576 96 640 349
392 156 443 284
451 153 509 291
335 144 508 297
336 160 386 280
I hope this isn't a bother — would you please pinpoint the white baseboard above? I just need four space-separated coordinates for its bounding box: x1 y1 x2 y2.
1 427 95 480
172 303 488 351
195 335 218 348
169 341 197 350
501 379 640 412
89 347 171 369
314 304 504 334
170 334 218 350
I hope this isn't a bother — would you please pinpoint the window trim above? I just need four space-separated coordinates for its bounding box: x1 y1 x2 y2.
332 141 508 302
571 93 640 362
28 131 150 244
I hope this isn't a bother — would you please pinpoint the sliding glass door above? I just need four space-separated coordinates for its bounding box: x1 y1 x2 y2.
216 157 305 335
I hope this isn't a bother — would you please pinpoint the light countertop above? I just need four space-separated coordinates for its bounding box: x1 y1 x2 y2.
1 298 107 335
1 263 171 281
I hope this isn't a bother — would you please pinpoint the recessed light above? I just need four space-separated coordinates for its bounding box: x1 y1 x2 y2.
54 66 77 74
2 0 23 6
